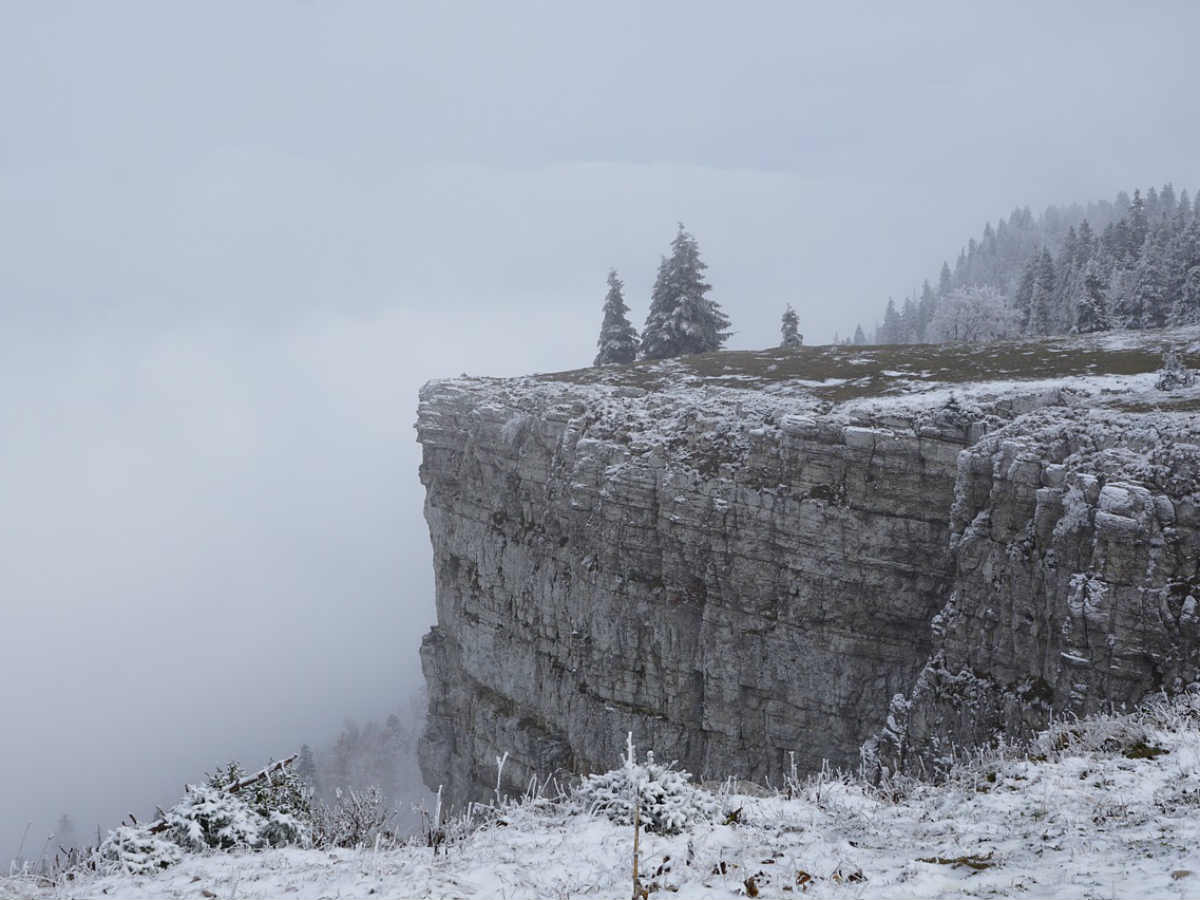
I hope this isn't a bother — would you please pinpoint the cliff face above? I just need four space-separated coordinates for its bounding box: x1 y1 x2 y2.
871 404 1200 778
416 334 1200 808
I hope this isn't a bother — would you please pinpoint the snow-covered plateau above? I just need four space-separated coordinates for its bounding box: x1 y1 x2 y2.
7 694 1200 899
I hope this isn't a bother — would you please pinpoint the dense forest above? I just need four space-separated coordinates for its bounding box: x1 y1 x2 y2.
870 184 1200 344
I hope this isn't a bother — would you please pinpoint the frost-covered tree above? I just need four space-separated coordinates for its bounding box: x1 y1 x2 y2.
1074 258 1110 333
877 298 902 343
938 261 953 297
1177 264 1200 325
296 744 320 796
899 296 919 343
779 304 802 349
575 738 717 836
929 285 1017 343
917 280 937 340
1027 248 1056 334
640 224 730 359
852 323 867 345
593 269 639 366
1133 226 1173 329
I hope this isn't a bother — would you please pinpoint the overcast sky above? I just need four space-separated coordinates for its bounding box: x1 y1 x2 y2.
3 0 1199 861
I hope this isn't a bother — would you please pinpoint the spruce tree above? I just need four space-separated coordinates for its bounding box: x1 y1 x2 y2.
593 269 639 366
900 296 919 343
1075 258 1110 333
1171 219 1200 324
917 280 937 341
1013 257 1037 333
1128 189 1148 257
779 305 802 349
879 298 902 343
853 324 867 345
938 261 953 297
296 743 320 796
1135 225 1173 329
640 224 730 359
1028 248 1056 334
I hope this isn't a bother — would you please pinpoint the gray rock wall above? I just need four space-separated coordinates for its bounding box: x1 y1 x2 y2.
416 369 1200 808
417 377 996 808
870 406 1200 778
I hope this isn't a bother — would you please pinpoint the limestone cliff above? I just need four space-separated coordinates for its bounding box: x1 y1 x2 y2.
416 331 1200 808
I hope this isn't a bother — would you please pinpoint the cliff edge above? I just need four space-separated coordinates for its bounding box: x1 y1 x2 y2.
415 330 1200 808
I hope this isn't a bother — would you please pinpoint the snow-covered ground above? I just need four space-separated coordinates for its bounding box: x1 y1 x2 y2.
8 695 1200 899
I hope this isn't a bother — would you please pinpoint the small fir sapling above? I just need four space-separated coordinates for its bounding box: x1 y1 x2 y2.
575 734 717 835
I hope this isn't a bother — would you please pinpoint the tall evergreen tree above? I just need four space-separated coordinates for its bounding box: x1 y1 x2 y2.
938 261 953 297
1013 256 1037 333
1171 219 1200 324
1128 189 1149 257
900 296 919 343
879 298 902 343
1075 258 1110 333
917 280 938 341
296 743 320 796
852 323 867 345
1135 225 1174 329
1028 248 1056 334
640 224 730 359
593 269 639 365
779 304 802 349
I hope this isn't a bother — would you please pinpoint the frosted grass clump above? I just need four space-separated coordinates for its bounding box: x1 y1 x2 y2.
575 735 717 835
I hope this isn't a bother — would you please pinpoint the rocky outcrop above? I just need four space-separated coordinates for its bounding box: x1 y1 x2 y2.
871 405 1200 778
416 335 1200 808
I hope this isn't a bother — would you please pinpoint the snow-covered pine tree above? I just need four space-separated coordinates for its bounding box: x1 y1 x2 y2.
593 269 639 366
853 324 867 345
878 298 902 344
779 305 802 349
1128 189 1148 257
938 261 953 297
917 280 937 340
1075 258 1111 333
1028 248 1056 335
640 225 730 359
1172 217 1200 325
296 744 320 796
1134 225 1173 329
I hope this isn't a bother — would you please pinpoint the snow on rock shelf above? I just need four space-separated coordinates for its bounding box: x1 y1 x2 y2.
9 695 1200 899
416 328 1200 812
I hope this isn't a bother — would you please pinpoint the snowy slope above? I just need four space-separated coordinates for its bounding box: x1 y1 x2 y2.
8 695 1200 900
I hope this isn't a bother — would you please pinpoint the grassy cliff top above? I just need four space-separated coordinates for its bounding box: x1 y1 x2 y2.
536 328 1200 405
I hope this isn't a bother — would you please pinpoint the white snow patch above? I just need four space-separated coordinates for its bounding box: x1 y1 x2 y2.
16 696 1200 900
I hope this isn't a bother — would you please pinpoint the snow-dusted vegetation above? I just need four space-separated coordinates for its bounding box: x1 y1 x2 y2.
7 693 1200 899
